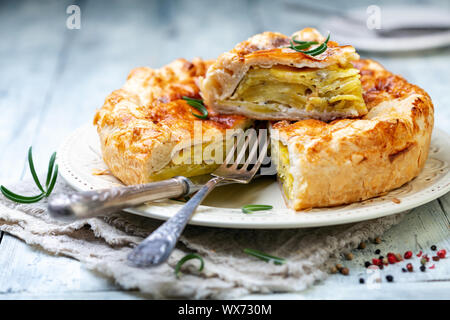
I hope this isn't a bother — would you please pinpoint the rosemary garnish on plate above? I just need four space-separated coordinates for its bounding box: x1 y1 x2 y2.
175 253 204 278
0 147 58 204
243 248 286 265
242 204 273 214
286 33 331 56
182 96 208 119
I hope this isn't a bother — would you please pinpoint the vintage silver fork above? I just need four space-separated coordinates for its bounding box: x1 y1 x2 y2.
127 129 269 267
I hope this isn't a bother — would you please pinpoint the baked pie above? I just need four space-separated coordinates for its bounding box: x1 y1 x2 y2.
200 28 367 121
94 29 433 211
94 58 252 185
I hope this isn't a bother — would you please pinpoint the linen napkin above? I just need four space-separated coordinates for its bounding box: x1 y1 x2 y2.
0 178 405 299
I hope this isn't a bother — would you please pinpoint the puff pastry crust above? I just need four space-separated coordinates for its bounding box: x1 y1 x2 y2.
200 28 367 121
94 58 251 185
271 59 434 210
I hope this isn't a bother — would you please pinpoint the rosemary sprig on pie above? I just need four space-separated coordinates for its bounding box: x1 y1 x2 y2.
0 147 58 203
182 96 208 119
287 33 331 56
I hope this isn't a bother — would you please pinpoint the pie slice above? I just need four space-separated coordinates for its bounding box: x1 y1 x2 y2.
94 58 252 185
200 28 367 121
270 59 434 210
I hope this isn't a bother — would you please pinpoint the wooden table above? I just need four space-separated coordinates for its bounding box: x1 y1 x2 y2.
0 0 449 299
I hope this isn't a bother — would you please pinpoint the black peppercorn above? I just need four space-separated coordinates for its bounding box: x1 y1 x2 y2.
375 249 381 254
379 255 384 260
364 261 371 268
402 268 407 272
420 265 426 272
359 278 365 284
431 245 437 251
386 275 394 282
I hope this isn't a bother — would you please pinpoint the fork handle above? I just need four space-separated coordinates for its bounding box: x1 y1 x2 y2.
47 176 193 221
127 177 223 267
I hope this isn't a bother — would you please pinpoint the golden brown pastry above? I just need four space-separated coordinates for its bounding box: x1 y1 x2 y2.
200 28 367 121
94 58 252 185
270 59 434 210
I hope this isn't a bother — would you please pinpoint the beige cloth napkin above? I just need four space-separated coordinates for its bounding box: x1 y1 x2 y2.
0 178 405 299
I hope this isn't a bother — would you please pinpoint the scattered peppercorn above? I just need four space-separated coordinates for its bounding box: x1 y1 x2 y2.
395 253 403 262
423 254 430 262
382 257 389 265
379 256 384 260
386 275 394 282
431 245 437 251
416 250 423 257
406 263 413 272
420 265 426 272
379 264 384 270
330 266 338 274
420 258 427 265
404 251 413 259
388 256 397 264
437 249 446 259
359 278 365 284
364 261 371 268
374 237 382 244
335 263 343 271
345 253 354 261
340 267 349 275
402 268 407 273
375 249 381 254
372 258 381 266
358 242 366 249
429 264 435 269
432 256 440 262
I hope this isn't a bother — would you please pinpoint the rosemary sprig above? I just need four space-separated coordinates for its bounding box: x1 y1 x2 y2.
242 204 273 214
0 147 58 204
182 96 208 119
243 248 286 265
286 33 331 56
175 253 204 278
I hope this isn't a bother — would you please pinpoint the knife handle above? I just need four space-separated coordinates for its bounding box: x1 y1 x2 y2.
47 176 193 221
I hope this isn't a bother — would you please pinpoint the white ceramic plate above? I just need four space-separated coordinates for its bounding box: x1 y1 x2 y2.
320 6 450 52
58 124 450 229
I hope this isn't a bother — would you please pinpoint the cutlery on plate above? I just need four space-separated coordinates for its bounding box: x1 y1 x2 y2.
127 130 269 267
47 173 263 221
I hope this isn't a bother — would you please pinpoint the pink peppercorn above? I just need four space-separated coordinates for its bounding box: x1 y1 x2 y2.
416 250 423 257
406 263 413 272
437 249 446 259
404 251 413 259
372 258 381 266
388 255 397 264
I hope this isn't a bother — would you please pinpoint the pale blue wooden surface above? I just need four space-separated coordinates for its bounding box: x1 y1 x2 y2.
0 0 449 299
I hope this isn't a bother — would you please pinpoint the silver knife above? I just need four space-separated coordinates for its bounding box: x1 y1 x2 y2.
47 174 251 221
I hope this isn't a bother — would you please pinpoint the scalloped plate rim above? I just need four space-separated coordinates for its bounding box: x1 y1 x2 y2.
58 124 450 229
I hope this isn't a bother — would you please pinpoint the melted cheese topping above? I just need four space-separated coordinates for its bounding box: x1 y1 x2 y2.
220 65 366 114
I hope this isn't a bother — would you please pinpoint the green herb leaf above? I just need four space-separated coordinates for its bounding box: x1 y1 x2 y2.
45 164 58 197
286 33 331 57
182 96 208 119
175 253 204 278
1 147 58 204
46 152 57 188
0 186 45 203
28 147 45 193
243 248 286 265
242 204 273 214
